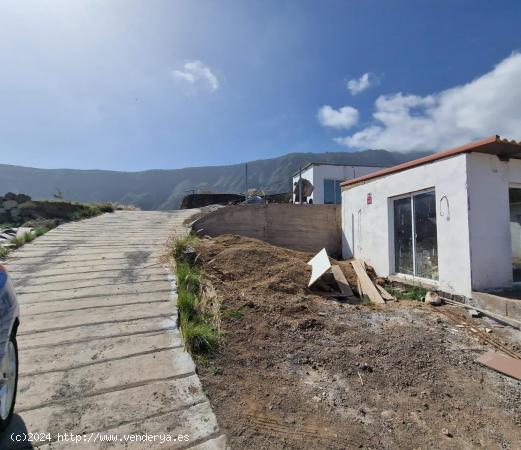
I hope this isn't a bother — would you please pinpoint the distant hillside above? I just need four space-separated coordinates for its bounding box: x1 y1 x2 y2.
0 149 429 210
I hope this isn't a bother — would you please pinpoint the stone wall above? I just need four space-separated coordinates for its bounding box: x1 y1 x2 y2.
192 204 341 256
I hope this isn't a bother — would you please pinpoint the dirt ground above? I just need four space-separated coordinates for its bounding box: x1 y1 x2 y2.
195 235 521 450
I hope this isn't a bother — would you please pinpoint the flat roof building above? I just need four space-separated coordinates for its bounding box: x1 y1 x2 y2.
341 135 521 304
292 163 383 205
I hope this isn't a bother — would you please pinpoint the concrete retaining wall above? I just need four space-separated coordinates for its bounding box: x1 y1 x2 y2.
192 204 341 255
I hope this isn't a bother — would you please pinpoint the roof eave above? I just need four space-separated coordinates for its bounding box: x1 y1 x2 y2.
340 135 521 190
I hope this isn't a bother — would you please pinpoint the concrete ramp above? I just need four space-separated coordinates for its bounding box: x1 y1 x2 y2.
0 211 225 449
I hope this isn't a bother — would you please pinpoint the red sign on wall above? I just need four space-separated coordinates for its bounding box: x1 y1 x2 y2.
367 193 372 204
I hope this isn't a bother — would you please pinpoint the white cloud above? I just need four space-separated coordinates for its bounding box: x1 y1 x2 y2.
318 105 359 129
172 60 219 91
347 73 374 95
336 53 521 152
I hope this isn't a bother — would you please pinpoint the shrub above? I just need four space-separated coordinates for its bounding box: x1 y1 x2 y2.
10 236 26 249
0 246 9 258
98 203 114 213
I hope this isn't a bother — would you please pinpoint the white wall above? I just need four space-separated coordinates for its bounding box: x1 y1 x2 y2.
466 154 521 291
342 154 473 297
293 165 380 204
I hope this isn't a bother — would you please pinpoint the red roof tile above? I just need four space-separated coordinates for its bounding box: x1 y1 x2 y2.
341 135 521 189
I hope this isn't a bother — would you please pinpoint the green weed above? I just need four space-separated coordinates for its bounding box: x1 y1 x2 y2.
181 320 218 354
222 309 244 320
177 291 198 321
211 367 223 376
172 233 198 261
176 262 201 295
385 283 428 301
173 235 218 356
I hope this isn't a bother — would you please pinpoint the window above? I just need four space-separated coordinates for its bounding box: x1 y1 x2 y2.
393 190 438 280
324 179 342 204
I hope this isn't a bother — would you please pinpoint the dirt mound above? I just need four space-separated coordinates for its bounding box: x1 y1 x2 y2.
196 235 521 450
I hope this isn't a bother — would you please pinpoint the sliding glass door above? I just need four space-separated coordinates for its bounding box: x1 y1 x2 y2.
393 190 438 280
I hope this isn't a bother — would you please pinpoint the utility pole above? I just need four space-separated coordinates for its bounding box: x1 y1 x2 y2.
245 163 248 203
298 166 303 205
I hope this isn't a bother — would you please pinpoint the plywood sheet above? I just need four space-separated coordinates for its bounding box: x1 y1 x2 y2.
307 248 331 287
476 351 521 380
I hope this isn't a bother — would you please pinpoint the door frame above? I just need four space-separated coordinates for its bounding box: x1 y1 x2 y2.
508 183 521 286
390 187 438 280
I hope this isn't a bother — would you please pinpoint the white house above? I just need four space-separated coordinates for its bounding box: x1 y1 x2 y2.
341 135 521 299
292 163 383 204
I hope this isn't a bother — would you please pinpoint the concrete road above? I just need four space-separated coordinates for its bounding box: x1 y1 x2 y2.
1 211 226 449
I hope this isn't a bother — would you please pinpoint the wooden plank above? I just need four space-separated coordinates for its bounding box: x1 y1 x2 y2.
330 265 355 298
351 260 385 304
476 351 521 380
376 284 395 301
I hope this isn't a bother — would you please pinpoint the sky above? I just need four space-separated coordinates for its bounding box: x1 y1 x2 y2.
0 0 520 171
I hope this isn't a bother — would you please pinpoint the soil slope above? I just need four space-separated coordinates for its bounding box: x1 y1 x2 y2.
196 235 521 450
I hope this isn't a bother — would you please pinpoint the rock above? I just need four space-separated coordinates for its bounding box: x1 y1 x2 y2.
182 245 198 263
18 201 33 209
14 193 31 203
381 409 396 420
485 328 492 333
441 428 452 438
357 362 373 372
424 291 442 306
469 309 481 318
3 192 17 201
16 227 33 239
9 208 20 218
3 200 18 210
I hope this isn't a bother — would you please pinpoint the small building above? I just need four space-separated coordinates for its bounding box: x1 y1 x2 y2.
292 163 383 204
341 136 521 299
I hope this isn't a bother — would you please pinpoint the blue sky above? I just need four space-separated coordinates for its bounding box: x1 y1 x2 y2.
0 0 520 171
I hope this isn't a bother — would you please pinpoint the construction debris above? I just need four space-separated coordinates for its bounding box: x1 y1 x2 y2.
469 309 481 318
476 351 521 381
307 248 331 287
351 260 385 304
376 284 395 301
330 264 356 300
441 297 521 330
424 291 442 306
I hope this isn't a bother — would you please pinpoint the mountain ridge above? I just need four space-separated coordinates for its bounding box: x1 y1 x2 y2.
0 149 430 210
